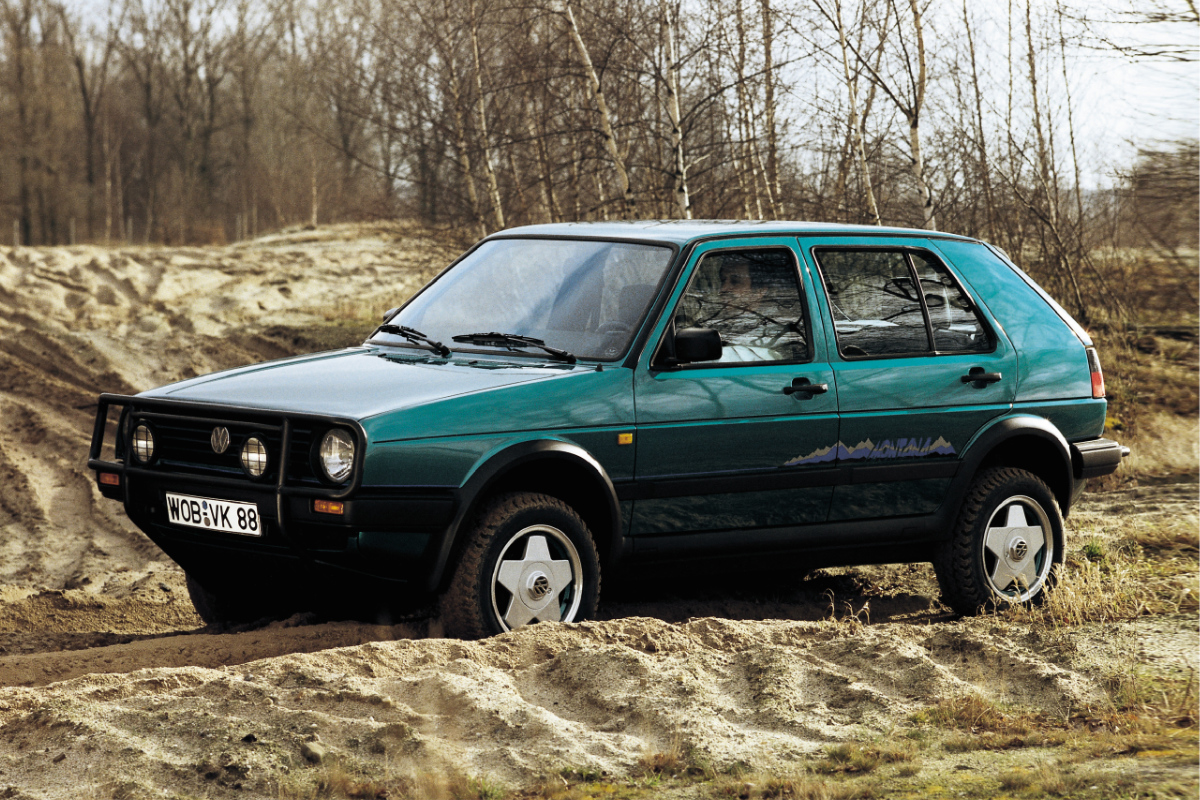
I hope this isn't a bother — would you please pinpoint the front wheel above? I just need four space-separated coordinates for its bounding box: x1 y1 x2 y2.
934 467 1063 615
440 492 600 639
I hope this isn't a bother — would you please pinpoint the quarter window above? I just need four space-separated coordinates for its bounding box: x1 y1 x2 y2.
673 249 809 363
816 249 991 358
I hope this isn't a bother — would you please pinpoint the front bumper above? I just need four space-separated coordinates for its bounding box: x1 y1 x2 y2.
88 394 455 598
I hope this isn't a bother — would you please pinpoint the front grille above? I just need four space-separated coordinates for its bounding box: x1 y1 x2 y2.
287 425 323 487
129 409 323 485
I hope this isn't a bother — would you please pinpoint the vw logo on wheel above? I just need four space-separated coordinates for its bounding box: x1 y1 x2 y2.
210 426 231 454
1008 537 1029 562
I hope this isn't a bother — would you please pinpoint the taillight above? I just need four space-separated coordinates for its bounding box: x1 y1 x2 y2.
1086 347 1105 398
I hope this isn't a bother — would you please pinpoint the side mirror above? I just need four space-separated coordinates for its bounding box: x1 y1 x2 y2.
675 327 722 364
382 306 400 322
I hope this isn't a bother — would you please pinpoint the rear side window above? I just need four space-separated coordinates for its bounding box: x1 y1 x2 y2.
815 249 992 358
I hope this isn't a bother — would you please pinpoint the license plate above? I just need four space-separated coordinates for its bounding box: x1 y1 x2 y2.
165 493 262 537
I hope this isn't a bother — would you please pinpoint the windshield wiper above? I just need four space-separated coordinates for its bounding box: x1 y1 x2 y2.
451 332 577 364
375 324 451 357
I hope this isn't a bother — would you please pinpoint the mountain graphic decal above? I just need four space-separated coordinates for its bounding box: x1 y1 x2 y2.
786 436 956 466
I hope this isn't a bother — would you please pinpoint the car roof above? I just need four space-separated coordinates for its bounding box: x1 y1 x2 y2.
488 219 978 247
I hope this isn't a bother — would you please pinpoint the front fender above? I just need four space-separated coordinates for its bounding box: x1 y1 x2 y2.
425 439 622 593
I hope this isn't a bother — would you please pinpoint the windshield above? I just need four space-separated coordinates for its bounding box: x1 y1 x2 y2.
381 238 674 360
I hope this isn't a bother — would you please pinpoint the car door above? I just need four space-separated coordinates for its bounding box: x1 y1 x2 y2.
628 237 839 546
799 236 1017 521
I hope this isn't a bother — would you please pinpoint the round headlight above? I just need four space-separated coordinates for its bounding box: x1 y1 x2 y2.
132 423 155 463
319 429 355 483
240 436 268 478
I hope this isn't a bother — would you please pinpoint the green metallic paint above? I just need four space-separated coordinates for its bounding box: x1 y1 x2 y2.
630 236 840 535
798 236 1018 522
1013 400 1108 443
634 486 832 534
930 239 1094 404
828 478 952 522
147 347 568 419
358 365 635 486
355 530 432 563
89 223 1127 610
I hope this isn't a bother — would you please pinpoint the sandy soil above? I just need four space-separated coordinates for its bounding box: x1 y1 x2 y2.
0 225 1193 799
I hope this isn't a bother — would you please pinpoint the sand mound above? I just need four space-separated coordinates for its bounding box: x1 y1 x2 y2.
0 615 1121 798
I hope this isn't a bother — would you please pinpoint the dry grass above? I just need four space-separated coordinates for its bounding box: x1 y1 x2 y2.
1106 412 1200 482
915 694 1035 735
1013 557 1197 626
810 741 917 775
276 762 507 800
998 510 1198 627
712 773 877 799
1090 314 1198 442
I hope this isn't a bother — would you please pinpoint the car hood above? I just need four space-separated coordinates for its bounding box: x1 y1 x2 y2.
141 347 582 420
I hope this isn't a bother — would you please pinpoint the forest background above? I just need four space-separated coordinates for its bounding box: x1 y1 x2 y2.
0 0 1196 336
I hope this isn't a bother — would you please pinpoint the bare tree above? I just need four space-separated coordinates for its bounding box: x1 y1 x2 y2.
557 0 635 218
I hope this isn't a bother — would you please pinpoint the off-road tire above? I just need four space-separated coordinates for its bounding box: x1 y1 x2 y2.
933 467 1063 615
440 492 600 639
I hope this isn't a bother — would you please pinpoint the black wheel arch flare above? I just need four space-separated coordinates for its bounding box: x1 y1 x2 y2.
426 439 623 593
947 415 1075 530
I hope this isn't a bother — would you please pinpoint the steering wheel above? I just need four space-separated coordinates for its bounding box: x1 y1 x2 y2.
595 321 631 335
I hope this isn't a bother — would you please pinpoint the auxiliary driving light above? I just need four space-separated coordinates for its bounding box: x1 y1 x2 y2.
319 429 355 483
132 423 155 463
241 436 268 478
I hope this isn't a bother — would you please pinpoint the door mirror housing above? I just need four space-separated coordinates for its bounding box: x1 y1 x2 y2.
675 327 723 364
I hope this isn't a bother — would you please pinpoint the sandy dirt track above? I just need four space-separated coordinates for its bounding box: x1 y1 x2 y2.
0 225 1193 799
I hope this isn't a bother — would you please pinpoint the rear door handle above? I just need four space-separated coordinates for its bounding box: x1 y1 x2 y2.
783 377 829 397
962 367 1002 385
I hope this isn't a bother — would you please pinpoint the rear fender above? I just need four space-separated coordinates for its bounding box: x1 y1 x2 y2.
942 415 1075 528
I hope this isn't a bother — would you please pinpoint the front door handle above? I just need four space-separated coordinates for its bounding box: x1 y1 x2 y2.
962 367 1002 385
783 377 829 397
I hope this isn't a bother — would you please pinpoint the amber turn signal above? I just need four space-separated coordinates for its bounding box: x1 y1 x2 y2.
313 499 345 516
99 472 120 486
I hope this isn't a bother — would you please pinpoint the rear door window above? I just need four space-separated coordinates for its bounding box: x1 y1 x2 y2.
815 249 991 358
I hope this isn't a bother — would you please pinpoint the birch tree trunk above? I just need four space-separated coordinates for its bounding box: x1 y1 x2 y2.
734 0 763 219
1024 0 1087 320
963 0 997 242
468 0 505 230
559 0 635 218
435 29 486 237
904 0 935 230
661 0 690 218
834 0 881 225
759 0 781 217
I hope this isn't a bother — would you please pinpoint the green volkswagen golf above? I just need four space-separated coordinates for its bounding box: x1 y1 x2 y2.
88 221 1127 637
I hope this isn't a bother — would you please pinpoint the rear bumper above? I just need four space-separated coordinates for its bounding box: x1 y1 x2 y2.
1070 438 1129 480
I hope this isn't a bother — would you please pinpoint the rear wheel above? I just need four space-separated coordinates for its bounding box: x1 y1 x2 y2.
440 492 600 639
934 467 1063 615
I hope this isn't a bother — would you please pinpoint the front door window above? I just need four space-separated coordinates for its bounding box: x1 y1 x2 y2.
674 249 810 363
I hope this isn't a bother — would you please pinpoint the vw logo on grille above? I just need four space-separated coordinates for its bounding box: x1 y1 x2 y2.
210 426 231 454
